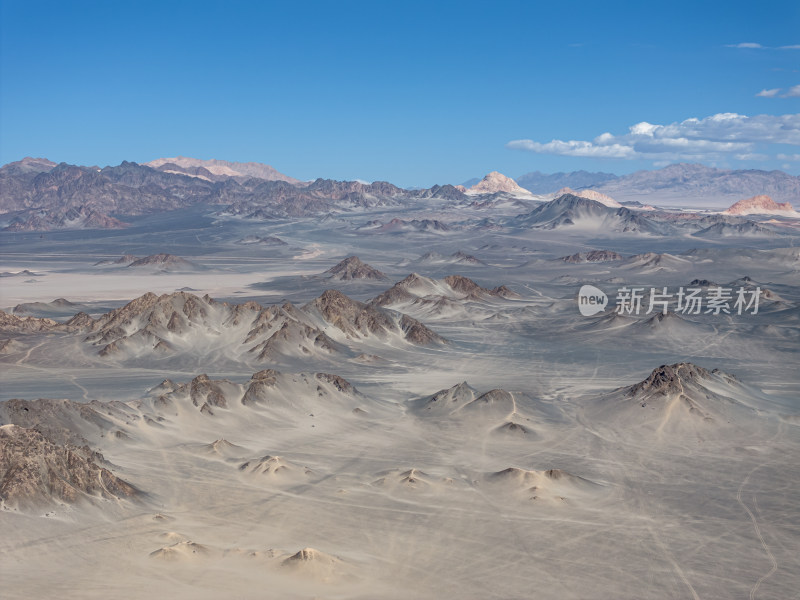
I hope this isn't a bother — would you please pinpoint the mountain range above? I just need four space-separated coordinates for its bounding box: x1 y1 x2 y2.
0 286 447 365
144 156 301 184
514 169 618 194
1 157 799 230
514 163 800 206
573 163 800 206
0 158 410 230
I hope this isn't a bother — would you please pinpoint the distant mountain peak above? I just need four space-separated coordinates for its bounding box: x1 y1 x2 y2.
144 156 299 184
588 163 800 207
721 194 798 216
514 169 618 194
555 187 622 208
467 171 532 197
16 157 57 172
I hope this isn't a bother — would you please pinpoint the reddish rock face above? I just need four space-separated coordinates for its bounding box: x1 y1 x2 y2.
724 194 796 215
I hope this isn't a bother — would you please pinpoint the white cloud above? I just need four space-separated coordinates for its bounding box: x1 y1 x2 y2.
653 113 800 144
757 85 800 98
777 153 800 161
629 122 659 136
783 85 800 97
507 113 800 162
726 43 800 50
726 42 764 48
506 139 635 158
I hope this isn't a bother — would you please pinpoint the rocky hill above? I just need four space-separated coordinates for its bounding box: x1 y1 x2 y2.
721 194 798 216
127 254 197 270
324 256 387 280
587 363 759 438
513 193 661 233
555 187 622 208
0 424 138 509
559 250 625 263
0 289 445 364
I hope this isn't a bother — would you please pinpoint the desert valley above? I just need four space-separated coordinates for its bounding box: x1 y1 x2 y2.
0 156 799 599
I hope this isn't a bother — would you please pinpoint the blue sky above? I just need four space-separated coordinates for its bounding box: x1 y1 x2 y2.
1 0 799 186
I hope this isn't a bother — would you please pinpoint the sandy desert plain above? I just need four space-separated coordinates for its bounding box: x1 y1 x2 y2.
1 180 800 600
